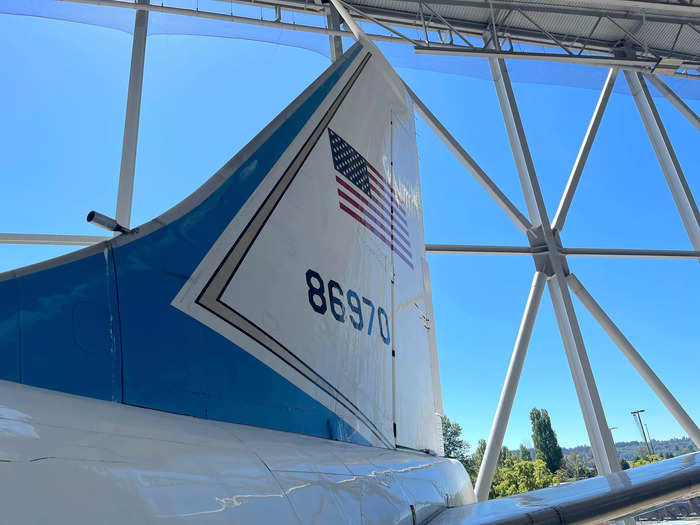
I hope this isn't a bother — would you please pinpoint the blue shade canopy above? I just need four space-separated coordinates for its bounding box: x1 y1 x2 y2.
3 0 700 99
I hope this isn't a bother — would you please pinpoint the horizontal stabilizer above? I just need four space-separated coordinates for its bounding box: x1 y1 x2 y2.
432 453 700 524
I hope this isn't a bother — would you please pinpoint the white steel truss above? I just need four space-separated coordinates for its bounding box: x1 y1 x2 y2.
478 36 619 498
4 0 700 505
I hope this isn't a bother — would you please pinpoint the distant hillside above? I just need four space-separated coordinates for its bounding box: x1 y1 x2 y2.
561 437 697 463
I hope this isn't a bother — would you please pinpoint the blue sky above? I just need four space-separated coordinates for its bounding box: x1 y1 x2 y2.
1 12 698 450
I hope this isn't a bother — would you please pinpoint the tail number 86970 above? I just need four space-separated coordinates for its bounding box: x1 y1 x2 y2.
305 269 390 345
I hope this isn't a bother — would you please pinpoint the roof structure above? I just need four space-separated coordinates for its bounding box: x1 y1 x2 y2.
334 0 700 75
8 0 693 79
61 0 700 78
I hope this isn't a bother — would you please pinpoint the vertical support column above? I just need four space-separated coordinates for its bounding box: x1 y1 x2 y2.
327 5 344 62
475 271 546 502
487 47 619 478
625 71 700 251
116 0 149 229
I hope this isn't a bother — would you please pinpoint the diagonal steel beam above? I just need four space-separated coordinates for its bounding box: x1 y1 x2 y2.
625 71 700 252
403 83 532 234
474 271 546 501
553 68 617 233
335 0 420 45
645 74 700 133
568 274 700 448
487 46 555 231
422 0 475 48
547 274 620 476
518 9 574 55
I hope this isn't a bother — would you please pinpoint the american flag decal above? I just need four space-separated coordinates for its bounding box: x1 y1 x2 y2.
328 128 413 269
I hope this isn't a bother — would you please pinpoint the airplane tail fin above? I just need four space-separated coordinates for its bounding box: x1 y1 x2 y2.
0 43 443 452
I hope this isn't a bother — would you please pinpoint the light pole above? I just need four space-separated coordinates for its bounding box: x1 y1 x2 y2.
632 410 652 456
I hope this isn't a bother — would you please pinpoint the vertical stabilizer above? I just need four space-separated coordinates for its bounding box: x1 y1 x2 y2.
0 43 443 452
172 43 442 451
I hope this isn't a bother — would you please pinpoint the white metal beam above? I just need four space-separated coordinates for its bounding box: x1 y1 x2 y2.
568 273 700 449
645 74 700 133
426 244 537 255
474 271 546 501
562 247 700 259
425 244 700 259
488 54 545 228
329 0 363 40
552 68 617 233
547 274 620 475
625 70 700 252
415 46 656 69
115 0 149 229
0 233 109 246
404 83 532 234
488 47 620 482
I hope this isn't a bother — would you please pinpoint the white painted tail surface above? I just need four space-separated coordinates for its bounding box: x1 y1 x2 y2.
172 44 443 453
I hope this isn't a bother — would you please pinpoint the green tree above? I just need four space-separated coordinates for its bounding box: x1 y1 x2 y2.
498 446 519 467
620 458 630 470
473 439 487 472
558 452 596 481
441 416 469 462
635 445 650 459
519 444 532 461
491 459 559 498
441 416 477 481
530 408 563 473
632 454 663 467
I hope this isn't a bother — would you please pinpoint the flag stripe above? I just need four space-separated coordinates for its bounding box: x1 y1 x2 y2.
338 202 414 269
370 191 408 235
369 183 406 222
365 175 408 226
392 221 411 248
337 189 413 259
329 128 413 269
336 176 411 248
363 185 410 233
367 171 407 216
336 177 390 228
366 164 407 216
